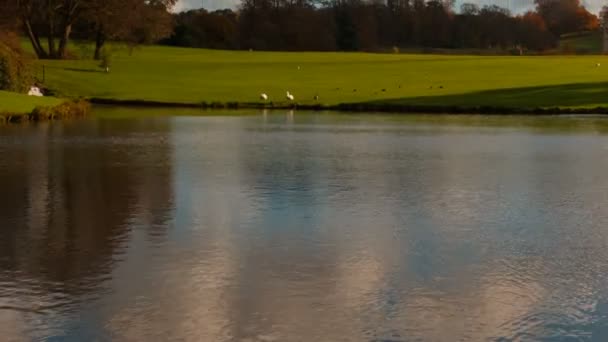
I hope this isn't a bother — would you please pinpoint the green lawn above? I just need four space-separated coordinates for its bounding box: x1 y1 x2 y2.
559 32 602 54
33 44 608 109
0 90 62 113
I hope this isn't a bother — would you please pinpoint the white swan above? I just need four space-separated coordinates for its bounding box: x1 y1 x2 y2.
28 86 43 97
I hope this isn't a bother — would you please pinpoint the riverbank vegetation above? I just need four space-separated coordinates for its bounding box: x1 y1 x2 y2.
0 32 33 92
0 90 61 113
0 93 89 123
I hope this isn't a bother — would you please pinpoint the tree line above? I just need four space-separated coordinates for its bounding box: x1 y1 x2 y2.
164 0 600 52
0 0 604 59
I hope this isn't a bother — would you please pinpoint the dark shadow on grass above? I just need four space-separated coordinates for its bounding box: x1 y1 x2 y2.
362 82 608 109
63 67 104 73
87 82 608 115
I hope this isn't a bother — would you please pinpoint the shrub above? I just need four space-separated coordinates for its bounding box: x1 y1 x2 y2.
0 31 33 93
31 100 91 121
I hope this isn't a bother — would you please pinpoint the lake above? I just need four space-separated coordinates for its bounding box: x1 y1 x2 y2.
2 108 608 341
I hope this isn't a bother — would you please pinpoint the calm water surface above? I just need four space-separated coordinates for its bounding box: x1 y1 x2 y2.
3 109 608 341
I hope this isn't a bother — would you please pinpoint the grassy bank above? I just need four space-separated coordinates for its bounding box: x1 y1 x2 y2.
0 90 62 113
559 31 602 54
0 91 90 123
33 45 608 112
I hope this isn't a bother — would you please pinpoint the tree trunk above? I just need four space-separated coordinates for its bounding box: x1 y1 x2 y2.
57 23 72 59
47 36 56 58
23 18 47 59
47 19 57 58
94 28 106 60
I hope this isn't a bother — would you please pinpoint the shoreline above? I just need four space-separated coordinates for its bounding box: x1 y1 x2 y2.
0 100 91 124
89 98 608 115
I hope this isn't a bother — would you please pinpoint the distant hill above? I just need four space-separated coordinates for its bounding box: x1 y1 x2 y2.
559 31 603 54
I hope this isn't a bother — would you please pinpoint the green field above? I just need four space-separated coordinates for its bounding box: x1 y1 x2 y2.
28 44 608 110
559 32 602 54
0 90 62 113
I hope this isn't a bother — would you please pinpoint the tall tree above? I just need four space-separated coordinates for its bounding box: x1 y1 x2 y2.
535 0 598 36
516 11 555 51
0 0 91 58
0 0 176 59
87 0 177 59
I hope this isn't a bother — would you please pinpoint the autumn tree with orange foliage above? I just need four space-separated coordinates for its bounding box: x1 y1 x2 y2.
535 0 598 36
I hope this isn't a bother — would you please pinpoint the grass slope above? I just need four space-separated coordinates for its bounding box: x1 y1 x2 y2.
36 45 608 109
559 32 602 54
0 90 62 113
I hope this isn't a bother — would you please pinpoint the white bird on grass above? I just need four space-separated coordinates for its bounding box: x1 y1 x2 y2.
260 93 268 101
286 91 294 101
28 86 43 97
